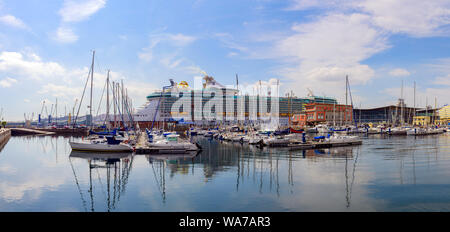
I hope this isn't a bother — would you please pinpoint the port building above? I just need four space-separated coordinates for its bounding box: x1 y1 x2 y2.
438 105 450 126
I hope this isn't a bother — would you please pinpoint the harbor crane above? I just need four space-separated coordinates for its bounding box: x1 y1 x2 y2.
39 100 46 125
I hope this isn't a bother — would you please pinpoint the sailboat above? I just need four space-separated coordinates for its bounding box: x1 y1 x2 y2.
69 51 133 152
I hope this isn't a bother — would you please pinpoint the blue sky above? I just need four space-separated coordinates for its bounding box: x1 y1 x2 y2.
0 0 449 121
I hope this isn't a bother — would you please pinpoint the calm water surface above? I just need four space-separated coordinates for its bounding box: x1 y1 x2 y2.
0 134 449 212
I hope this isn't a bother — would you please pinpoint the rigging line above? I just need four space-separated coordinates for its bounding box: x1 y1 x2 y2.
69 157 88 212
121 156 134 194
120 160 132 195
345 152 350 208
103 81 113 126
112 83 127 131
119 159 128 195
150 161 164 200
95 166 107 199
112 163 118 209
346 77 356 126
123 95 137 130
95 77 108 118
107 165 111 212
73 65 92 127
349 147 360 205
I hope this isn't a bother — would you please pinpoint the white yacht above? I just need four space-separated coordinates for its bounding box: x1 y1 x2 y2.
69 135 134 152
148 134 200 152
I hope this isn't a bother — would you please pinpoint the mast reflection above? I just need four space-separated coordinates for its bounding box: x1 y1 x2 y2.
137 137 361 208
69 151 133 212
145 152 199 203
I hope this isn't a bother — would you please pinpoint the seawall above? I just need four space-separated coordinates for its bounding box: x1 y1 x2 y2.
0 128 11 151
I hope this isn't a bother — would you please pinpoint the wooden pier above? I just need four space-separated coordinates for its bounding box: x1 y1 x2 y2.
311 140 363 148
9 127 91 136
265 140 363 150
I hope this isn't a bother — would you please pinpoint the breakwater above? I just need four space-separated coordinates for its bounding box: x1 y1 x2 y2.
0 128 11 151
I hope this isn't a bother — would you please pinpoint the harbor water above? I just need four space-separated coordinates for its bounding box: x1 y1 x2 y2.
0 134 449 211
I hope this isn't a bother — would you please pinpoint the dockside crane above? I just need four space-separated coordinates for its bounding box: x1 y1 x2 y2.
39 100 46 126
70 98 78 126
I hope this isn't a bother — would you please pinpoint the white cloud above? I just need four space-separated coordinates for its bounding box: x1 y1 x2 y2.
138 47 155 62
0 51 67 80
383 85 450 107
275 14 388 65
389 68 410 77
433 74 450 86
59 0 106 23
138 33 197 62
251 0 450 102
166 33 197 47
160 55 184 69
227 52 238 57
38 83 83 98
287 0 450 37
426 58 450 74
214 33 249 52
52 0 106 43
270 13 388 100
23 99 31 103
183 65 206 75
286 0 353 11
357 0 450 37
0 14 28 30
0 77 17 88
53 27 79 43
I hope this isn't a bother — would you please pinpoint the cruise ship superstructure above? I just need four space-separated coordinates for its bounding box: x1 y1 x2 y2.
134 76 337 128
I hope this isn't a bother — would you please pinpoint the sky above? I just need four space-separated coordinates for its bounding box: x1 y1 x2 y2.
0 0 449 121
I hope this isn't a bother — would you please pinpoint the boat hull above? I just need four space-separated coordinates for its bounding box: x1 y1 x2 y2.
69 141 133 152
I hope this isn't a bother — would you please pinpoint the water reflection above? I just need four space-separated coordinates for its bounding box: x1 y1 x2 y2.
145 152 199 203
69 152 133 212
191 138 362 209
0 134 448 211
0 137 10 153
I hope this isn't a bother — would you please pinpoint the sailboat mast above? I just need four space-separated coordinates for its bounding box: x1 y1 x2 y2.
413 81 416 121
106 70 110 129
434 97 437 125
345 75 348 125
401 80 404 125
426 97 428 125
112 81 116 128
333 101 335 127
90 50 95 128
345 75 348 106
121 80 125 124
55 98 58 126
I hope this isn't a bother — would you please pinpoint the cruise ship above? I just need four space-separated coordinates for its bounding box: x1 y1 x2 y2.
134 75 337 129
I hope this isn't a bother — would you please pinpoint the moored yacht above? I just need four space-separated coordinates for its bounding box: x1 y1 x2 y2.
69 135 134 152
